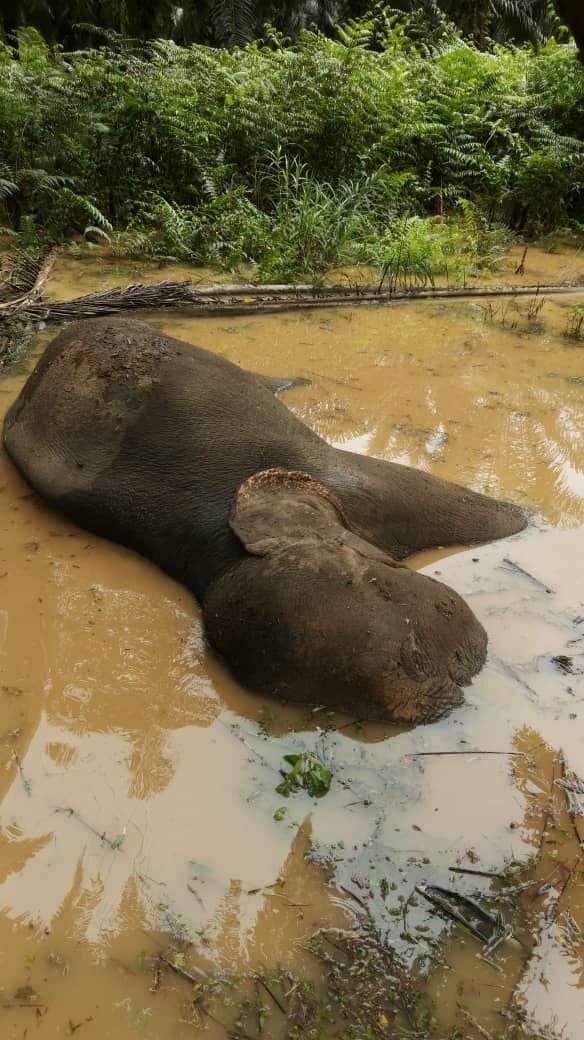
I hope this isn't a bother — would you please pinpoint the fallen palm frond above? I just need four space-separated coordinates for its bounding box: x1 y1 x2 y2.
0 248 57 365
11 278 582 325
0 248 57 317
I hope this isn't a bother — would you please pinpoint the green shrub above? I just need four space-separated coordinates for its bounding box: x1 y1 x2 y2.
0 20 582 278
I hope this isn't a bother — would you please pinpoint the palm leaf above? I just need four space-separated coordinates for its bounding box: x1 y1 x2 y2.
211 0 256 46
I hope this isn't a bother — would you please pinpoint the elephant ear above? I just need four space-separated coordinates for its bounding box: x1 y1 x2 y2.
230 468 348 556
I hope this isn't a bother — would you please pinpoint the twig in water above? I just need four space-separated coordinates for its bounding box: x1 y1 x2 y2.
55 806 124 850
338 884 370 913
187 883 205 910
263 891 311 908
458 1004 494 1039
544 854 583 928
337 717 366 732
527 863 564 902
501 557 553 594
479 953 504 973
417 883 512 951
218 720 276 772
493 657 540 702
410 750 525 757
159 954 207 983
253 974 287 1015
449 866 506 879
247 879 283 895
254 978 263 1034
150 958 161 993
136 871 166 888
555 749 584 847
537 752 559 858
12 751 31 795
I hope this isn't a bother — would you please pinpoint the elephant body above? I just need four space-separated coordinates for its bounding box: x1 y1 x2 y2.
3 318 527 723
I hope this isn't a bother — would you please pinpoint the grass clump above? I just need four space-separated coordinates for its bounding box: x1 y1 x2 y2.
563 303 584 340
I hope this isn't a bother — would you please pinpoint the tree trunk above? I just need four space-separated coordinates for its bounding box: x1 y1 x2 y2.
554 0 584 57
471 0 490 49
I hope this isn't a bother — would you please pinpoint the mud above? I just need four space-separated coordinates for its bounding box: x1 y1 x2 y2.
0 246 583 1038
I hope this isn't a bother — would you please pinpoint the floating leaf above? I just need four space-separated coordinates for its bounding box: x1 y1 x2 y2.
276 753 332 799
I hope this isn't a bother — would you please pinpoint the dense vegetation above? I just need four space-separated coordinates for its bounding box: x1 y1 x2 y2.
0 1 579 50
1 9 583 282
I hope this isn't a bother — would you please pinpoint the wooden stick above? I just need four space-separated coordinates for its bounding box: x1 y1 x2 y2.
410 750 525 757
449 866 506 879
458 1004 494 1040
253 975 287 1016
159 954 207 982
55 805 123 849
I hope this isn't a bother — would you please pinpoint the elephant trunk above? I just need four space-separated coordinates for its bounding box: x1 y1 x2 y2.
325 449 527 559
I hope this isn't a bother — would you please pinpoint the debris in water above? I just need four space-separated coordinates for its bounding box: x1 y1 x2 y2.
501 556 554 593
555 750 584 846
416 882 513 954
55 806 124 850
553 654 584 676
253 974 287 1015
449 866 507 879
159 953 207 983
12 750 31 795
410 749 524 758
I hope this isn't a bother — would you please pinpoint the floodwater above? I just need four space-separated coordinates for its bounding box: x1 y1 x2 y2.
0 247 583 1038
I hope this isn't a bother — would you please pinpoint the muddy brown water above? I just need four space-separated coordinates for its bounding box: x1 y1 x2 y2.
0 247 583 1038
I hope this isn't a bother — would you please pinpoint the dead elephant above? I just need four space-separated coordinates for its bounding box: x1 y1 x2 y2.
3 318 527 723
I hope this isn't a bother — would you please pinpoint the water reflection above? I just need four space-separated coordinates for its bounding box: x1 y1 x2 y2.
0 250 583 1037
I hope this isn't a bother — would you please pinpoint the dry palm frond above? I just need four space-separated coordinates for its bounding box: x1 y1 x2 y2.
0 248 57 316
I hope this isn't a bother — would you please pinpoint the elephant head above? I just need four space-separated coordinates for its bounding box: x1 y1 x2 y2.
203 469 487 724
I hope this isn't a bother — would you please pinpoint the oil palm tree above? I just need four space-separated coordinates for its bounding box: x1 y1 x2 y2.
0 0 580 49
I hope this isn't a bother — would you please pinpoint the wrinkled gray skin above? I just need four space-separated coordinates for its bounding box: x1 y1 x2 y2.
3 318 527 723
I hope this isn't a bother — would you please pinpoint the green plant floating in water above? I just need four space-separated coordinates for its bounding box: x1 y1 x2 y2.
276 754 332 798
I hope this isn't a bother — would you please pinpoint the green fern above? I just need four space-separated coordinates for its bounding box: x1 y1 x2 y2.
0 16 581 272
